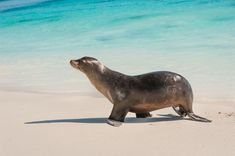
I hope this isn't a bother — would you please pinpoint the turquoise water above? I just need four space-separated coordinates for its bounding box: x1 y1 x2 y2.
0 0 235 102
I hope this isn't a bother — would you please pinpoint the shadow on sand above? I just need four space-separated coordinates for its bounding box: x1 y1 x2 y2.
25 114 185 125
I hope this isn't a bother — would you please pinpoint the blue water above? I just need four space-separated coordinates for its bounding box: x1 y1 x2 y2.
0 0 235 102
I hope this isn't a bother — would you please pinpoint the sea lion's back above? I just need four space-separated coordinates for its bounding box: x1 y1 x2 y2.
131 71 189 91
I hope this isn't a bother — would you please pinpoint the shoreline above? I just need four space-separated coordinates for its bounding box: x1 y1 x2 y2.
1 88 234 105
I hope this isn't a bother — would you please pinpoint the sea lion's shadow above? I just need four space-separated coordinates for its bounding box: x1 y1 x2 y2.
25 114 185 124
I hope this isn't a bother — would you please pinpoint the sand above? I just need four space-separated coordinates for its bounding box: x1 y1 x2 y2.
0 90 234 156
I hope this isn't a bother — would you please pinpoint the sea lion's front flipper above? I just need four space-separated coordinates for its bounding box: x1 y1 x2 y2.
136 112 152 118
107 104 129 127
107 119 122 127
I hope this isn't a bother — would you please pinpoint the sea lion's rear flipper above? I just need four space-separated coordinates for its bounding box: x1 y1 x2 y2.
136 112 152 118
173 106 187 117
188 113 212 122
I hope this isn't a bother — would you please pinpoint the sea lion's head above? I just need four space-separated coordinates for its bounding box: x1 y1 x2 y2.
70 56 105 74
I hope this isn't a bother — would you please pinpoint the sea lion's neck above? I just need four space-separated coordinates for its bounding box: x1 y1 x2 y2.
85 66 125 101
86 66 112 90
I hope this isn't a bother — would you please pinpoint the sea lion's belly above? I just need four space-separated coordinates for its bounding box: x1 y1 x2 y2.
129 102 174 113
129 103 160 113
128 88 184 113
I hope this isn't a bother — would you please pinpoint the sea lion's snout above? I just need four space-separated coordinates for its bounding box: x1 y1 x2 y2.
70 60 80 69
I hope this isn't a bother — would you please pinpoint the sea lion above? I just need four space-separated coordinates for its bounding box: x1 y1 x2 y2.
70 56 211 127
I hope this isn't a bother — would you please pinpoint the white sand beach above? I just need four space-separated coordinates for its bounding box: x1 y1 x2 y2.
1 0 235 156
0 90 234 156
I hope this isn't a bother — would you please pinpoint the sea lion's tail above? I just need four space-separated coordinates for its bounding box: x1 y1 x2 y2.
187 113 212 122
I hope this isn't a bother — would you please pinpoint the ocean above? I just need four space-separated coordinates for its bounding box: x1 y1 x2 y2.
0 0 235 103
